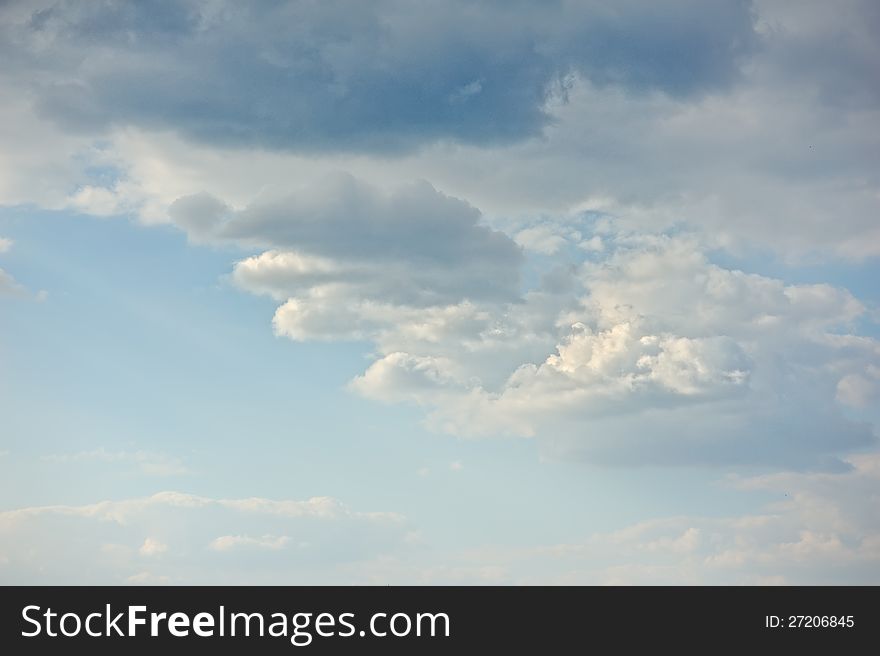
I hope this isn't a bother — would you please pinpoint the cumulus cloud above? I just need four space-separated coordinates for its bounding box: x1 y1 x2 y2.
0 0 877 587
74 156 865 471
172 174 522 305
0 492 408 584
164 169 880 469
168 174 525 346
348 231 878 468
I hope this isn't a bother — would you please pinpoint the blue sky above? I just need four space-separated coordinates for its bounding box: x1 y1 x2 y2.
1 0 878 584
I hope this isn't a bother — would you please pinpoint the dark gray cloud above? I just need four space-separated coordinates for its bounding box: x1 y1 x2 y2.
755 0 880 109
169 173 523 306
5 0 758 151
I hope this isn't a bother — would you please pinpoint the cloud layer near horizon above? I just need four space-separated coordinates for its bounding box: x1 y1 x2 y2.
0 491 409 584
3 454 878 584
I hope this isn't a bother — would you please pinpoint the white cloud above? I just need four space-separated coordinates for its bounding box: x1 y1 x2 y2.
0 491 408 584
0 0 875 586
209 534 291 552
138 537 168 557
6 455 878 585
11 147 873 469
0 238 40 299
1 64 873 466
0 267 26 297
836 367 880 408
351 453 880 584
348 232 878 467
125 572 171 585
0 87 99 213
514 225 572 255
67 184 132 217
43 448 190 477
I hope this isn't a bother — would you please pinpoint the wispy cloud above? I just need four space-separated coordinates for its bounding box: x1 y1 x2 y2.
43 448 190 477
0 492 408 584
354 454 880 585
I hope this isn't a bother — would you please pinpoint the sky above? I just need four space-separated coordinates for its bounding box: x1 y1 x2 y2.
0 0 878 585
